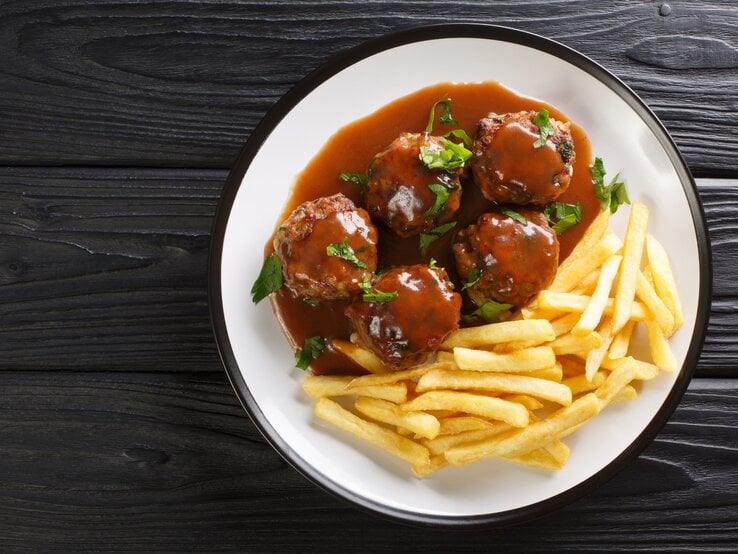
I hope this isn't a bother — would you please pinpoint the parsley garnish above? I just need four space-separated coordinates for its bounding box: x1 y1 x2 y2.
532 108 553 148
358 275 398 303
295 336 326 370
428 258 438 270
419 221 457 256
338 172 368 188
251 253 283 304
423 183 451 217
443 128 473 147
304 298 320 306
544 202 582 234
461 266 481 291
462 299 513 324
326 237 368 269
500 207 527 224
419 139 472 171
559 140 573 164
590 157 631 213
425 98 458 133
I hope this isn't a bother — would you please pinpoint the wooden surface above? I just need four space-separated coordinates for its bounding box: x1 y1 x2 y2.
0 1 736 550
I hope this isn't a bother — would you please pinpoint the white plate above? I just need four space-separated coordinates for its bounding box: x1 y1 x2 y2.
209 25 710 526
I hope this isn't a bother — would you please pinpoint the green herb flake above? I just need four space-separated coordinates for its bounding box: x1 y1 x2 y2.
532 108 553 148
358 274 398 303
419 221 457 256
326 237 369 269
419 139 472 171
425 98 458 133
338 172 368 188
461 266 481 291
443 128 473 147
251 253 283 304
423 183 451 217
462 299 513 324
559 140 574 164
428 258 438 270
544 201 583 234
500 207 527 225
303 298 320 306
295 336 326 370
590 157 631 214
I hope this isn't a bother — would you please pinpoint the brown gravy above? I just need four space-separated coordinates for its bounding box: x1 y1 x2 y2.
268 81 597 375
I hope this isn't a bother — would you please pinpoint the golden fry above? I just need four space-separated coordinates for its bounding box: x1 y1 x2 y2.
442 319 555 349
332 339 388 374
302 375 407 403
314 398 430 468
549 233 622 293
612 201 649 333
354 397 440 440
636 270 675 336
453 345 556 372
572 254 622 337
646 235 684 332
608 319 636 359
550 331 602 356
645 320 678 372
402 391 529 427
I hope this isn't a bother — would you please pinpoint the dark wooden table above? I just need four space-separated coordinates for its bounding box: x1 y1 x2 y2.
1 1 736 550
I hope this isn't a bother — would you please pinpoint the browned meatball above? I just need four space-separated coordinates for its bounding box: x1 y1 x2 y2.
345 264 461 369
365 132 462 237
470 111 575 205
273 194 378 301
454 209 559 307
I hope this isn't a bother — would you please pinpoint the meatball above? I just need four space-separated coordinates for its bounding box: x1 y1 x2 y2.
453 209 559 307
345 264 461 369
365 132 462 237
273 194 378 301
470 111 575 205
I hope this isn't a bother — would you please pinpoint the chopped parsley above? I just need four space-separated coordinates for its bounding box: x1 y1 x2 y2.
419 139 472 171
462 299 513 324
326 237 368 269
590 157 630 213
423 183 451 217
428 258 439 270
559 140 574 164
358 275 398 303
532 108 553 148
419 221 457 256
338 172 368 188
303 298 320 306
295 336 326 370
251 253 283 304
500 207 527 224
443 128 473 147
461 266 481 291
544 202 582 234
425 98 458 133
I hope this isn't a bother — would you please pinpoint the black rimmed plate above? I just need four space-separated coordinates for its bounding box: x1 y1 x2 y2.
208 24 711 527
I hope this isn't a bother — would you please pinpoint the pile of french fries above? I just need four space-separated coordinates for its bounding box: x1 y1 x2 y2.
302 201 684 477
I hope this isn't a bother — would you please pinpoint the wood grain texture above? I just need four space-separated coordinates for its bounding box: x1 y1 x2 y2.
0 371 735 551
0 0 736 174
1 169 733 376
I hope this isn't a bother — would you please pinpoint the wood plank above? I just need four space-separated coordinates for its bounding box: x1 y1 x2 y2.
0 1 735 173
0 169 734 375
0 372 734 550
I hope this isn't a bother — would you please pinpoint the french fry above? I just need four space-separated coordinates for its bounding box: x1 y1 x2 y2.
445 393 601 465
402 391 530 427
563 371 607 395
502 448 564 471
355 397 440 440
572 255 622 336
557 208 610 273
538 291 649 321
346 363 444 388
543 439 570 466
571 268 601 296
331 339 388 374
503 394 545 411
550 331 602 356
423 425 512 456
438 416 498 435
551 312 582 337
636 270 675 336
549 233 622 293
595 358 638 407
612 201 649 333
416 369 573 406
412 455 447 478
601 356 659 381
584 317 615 381
645 320 678 372
646 235 684 332
453 345 556 372
524 363 563 382
302 376 407 403
314 398 430 468
608 319 636 359
611 385 638 404
442 319 555 349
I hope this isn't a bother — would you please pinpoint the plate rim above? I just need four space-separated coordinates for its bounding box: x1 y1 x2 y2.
207 23 712 528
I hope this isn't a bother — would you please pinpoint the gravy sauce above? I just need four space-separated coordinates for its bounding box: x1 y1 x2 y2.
269 81 596 375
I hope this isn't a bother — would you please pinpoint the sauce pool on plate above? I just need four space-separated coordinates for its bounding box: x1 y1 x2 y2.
268 81 597 375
